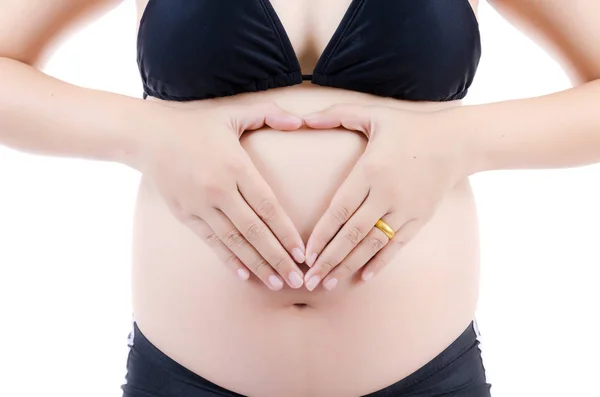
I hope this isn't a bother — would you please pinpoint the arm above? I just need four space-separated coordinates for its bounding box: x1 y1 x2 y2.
458 0 600 174
296 0 600 288
0 0 308 288
0 0 157 166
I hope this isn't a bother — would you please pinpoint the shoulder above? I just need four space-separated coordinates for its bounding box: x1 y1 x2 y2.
488 0 600 83
0 0 124 67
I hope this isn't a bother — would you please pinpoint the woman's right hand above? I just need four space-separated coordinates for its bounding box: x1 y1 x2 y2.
131 102 306 291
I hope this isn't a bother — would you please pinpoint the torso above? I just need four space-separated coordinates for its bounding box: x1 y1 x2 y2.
131 1 481 396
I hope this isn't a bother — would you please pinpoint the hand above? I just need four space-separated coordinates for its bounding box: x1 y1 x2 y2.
301 104 472 291
133 102 307 291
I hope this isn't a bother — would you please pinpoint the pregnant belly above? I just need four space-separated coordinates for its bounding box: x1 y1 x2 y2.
130 90 482 397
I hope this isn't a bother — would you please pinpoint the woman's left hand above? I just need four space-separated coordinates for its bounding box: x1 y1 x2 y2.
301 104 475 291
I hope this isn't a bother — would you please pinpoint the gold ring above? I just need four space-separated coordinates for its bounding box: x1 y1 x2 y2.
375 219 395 240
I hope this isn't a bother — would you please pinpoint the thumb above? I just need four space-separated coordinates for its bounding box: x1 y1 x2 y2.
303 104 373 135
230 102 303 133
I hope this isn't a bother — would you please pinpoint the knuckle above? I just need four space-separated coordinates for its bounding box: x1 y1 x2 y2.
223 254 240 268
392 238 407 248
204 232 221 247
272 256 288 272
201 180 226 201
328 104 344 113
320 261 334 273
255 199 278 222
389 185 403 201
225 229 246 247
263 102 279 112
224 157 247 175
254 259 270 275
168 200 187 221
330 205 351 225
343 226 365 245
171 207 188 223
362 159 384 178
339 262 354 275
277 233 291 247
314 235 330 251
245 223 267 244
252 102 276 116
367 236 387 252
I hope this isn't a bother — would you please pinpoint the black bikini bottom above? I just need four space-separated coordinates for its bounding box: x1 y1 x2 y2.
121 320 492 397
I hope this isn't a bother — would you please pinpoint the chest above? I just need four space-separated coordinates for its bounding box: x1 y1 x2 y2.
136 0 481 102
267 0 353 71
137 0 478 74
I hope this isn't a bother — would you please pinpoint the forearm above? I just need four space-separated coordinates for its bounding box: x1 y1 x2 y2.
455 79 600 175
0 57 164 167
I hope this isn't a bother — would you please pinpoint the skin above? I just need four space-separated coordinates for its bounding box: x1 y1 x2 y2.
1 0 599 396
303 0 600 291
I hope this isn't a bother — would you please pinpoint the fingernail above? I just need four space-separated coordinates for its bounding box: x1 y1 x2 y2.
362 272 374 282
289 272 304 288
323 278 338 291
237 268 250 280
292 248 305 264
306 275 321 291
307 253 317 267
269 275 284 290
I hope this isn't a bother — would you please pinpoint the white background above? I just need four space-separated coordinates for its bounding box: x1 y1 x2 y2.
1 1 599 396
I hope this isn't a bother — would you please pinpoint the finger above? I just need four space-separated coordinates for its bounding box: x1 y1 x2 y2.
221 193 305 289
231 103 303 133
182 215 250 281
204 209 285 291
303 104 375 135
305 166 370 267
303 196 385 291
360 217 427 282
237 164 306 264
321 213 401 290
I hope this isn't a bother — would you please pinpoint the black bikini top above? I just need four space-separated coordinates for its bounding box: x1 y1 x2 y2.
137 0 481 102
